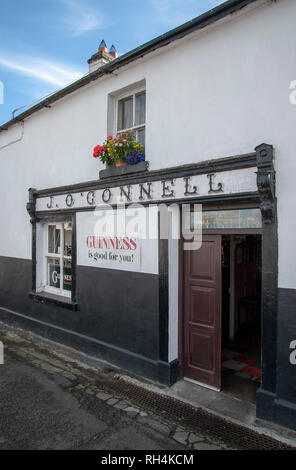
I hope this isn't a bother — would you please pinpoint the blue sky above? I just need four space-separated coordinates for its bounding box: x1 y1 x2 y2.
0 0 223 125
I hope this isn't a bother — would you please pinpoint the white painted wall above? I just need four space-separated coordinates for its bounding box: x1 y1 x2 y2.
168 227 179 362
0 0 295 293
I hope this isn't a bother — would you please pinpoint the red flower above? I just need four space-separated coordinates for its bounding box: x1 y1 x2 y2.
93 145 102 158
107 135 113 140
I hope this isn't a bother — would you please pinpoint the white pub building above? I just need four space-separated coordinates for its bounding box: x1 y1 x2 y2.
1 0 296 431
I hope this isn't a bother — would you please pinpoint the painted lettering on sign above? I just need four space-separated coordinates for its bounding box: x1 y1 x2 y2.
76 210 158 274
86 236 137 251
86 236 140 269
37 168 257 213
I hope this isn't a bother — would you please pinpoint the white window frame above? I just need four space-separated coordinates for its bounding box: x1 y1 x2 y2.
37 222 72 299
115 87 146 143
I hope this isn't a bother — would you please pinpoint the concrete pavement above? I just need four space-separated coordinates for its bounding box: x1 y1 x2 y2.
0 322 229 450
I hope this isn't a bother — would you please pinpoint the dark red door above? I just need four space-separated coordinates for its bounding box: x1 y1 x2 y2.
183 235 222 390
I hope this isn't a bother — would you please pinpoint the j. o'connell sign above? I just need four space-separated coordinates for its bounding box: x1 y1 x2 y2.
36 168 257 212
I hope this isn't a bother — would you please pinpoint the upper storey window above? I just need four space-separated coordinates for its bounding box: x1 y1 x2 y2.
117 91 146 145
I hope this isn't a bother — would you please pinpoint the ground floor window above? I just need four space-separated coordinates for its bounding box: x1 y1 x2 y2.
37 220 73 299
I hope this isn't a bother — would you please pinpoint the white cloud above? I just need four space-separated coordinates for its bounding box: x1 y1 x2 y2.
0 55 84 88
61 0 104 36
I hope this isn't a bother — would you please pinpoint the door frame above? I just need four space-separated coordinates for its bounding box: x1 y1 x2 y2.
178 202 263 381
175 144 277 423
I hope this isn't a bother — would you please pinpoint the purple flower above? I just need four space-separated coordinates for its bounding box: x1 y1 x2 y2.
126 152 145 165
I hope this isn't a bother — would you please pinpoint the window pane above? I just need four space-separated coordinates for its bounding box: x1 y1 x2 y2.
47 258 60 289
118 96 133 131
135 92 146 126
64 223 72 257
63 259 72 292
137 128 145 146
48 226 61 254
190 209 262 230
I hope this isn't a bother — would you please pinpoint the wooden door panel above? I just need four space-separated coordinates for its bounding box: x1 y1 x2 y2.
189 244 215 283
188 331 214 370
187 331 216 385
189 286 215 327
183 235 222 389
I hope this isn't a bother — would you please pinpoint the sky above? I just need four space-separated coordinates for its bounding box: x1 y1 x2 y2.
0 0 224 125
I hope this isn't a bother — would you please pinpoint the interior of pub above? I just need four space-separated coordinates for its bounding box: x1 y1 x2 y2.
221 234 262 403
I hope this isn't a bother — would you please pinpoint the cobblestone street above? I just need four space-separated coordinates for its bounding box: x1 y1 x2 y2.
0 322 231 450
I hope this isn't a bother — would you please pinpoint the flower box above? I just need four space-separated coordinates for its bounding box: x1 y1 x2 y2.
93 132 145 167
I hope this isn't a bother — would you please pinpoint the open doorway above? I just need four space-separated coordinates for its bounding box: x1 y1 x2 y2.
181 207 263 395
221 235 262 403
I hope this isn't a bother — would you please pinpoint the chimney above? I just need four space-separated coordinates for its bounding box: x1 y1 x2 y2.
88 40 118 73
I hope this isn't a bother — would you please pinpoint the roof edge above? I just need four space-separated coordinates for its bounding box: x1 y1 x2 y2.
0 0 258 133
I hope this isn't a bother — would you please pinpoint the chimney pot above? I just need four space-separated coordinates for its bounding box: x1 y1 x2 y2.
109 45 118 59
99 39 107 52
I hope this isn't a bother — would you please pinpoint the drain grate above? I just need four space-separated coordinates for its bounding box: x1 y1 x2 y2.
89 372 293 450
